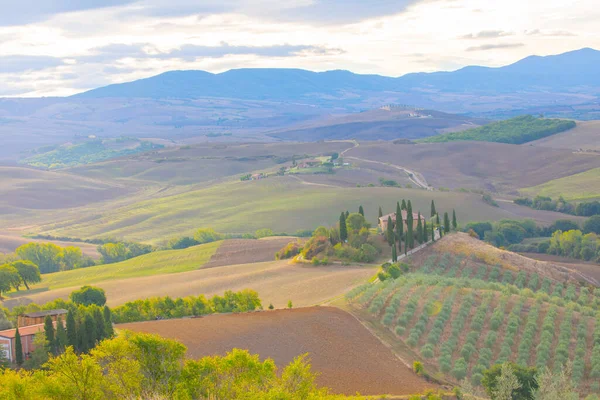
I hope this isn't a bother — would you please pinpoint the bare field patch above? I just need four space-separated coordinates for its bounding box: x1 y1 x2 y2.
347 141 600 193
203 237 298 268
3 260 377 309
118 306 438 396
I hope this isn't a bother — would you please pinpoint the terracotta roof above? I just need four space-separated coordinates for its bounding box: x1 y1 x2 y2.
379 211 426 223
0 323 45 339
21 309 67 318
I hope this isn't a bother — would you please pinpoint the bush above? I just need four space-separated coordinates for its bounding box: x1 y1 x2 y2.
302 236 331 260
275 242 302 260
413 361 424 375
70 286 107 306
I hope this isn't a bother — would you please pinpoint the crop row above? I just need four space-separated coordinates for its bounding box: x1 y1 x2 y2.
516 304 541 366
495 299 525 365
554 310 574 371
406 288 443 347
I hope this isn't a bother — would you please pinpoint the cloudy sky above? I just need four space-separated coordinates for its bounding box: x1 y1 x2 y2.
0 0 597 97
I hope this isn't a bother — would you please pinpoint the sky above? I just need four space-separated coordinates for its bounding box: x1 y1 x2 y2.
0 0 597 97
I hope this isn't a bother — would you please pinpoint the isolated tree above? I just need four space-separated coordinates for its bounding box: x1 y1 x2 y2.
103 306 114 338
12 260 41 290
431 200 437 218
584 215 600 234
15 327 23 366
66 309 77 350
493 363 522 400
0 264 20 297
444 212 451 233
378 206 383 219
386 216 394 246
55 317 67 355
392 242 397 262
339 212 348 242
401 199 407 210
452 209 458 230
287 300 293 309
70 285 107 307
44 315 56 354
358 205 364 216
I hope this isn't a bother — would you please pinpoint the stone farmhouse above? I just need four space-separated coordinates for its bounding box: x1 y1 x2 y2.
378 210 426 232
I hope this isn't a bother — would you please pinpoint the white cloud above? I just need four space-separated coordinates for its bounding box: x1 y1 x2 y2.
0 0 597 96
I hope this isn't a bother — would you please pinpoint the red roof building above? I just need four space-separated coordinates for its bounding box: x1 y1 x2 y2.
378 210 426 232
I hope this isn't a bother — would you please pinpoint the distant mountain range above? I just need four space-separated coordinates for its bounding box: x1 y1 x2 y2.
76 48 600 102
0 48 599 160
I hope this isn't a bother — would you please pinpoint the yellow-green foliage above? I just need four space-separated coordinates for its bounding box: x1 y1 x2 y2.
0 331 362 400
28 241 221 290
521 167 600 201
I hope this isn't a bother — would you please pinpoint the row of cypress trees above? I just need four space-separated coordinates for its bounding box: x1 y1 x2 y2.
380 199 458 262
13 305 114 366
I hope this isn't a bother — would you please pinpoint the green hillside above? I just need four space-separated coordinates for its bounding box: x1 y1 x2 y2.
521 167 600 201
347 237 600 394
23 137 164 169
420 115 575 144
37 177 512 243
24 241 221 290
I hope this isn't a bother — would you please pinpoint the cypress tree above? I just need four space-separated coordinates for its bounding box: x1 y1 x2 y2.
424 220 429 242
386 216 394 246
406 201 414 249
345 210 349 219
103 306 114 338
55 317 67 354
444 212 450 233
93 308 106 342
358 205 364 216
392 242 397 262
401 199 407 210
416 212 423 244
452 209 457 230
83 313 96 353
339 212 348 242
431 224 435 242
66 309 77 350
378 206 383 219
431 200 437 218
15 327 23 366
395 202 403 247
436 213 440 226
44 315 55 355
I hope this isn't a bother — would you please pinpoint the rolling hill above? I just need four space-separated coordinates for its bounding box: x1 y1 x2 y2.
268 107 487 141
76 48 600 101
1 48 599 160
529 120 600 150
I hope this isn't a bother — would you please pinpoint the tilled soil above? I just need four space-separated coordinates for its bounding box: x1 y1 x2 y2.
118 306 436 396
203 238 298 268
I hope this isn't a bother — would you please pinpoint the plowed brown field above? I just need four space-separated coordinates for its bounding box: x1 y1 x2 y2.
118 306 437 396
203 237 298 268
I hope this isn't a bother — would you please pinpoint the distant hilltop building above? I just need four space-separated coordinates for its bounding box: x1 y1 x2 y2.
380 104 425 112
379 211 426 232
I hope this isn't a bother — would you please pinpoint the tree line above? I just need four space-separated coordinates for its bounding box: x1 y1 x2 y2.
381 199 457 262
111 289 262 323
515 195 600 217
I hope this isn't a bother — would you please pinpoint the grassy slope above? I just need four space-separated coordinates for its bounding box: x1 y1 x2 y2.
528 120 600 150
23 241 221 290
4 260 377 309
420 115 576 144
521 167 600 201
39 176 512 243
346 141 600 193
